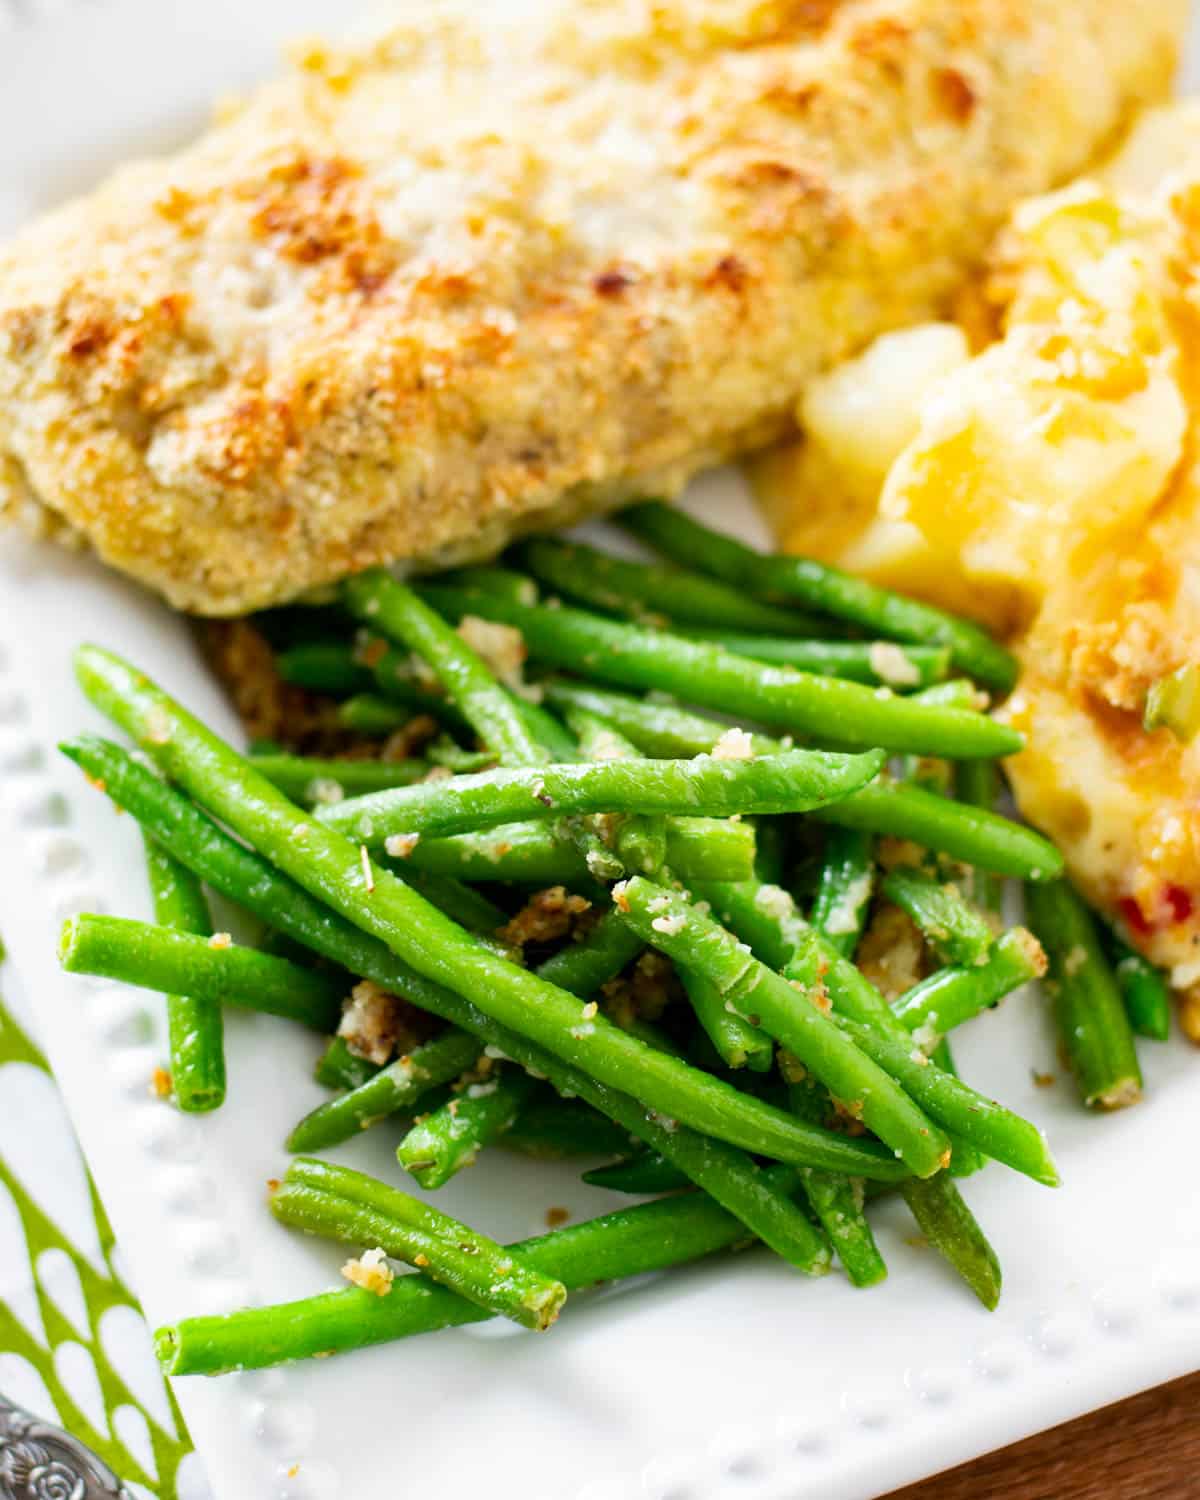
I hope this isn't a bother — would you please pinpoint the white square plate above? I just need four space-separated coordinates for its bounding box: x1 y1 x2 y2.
1 7 1200 1499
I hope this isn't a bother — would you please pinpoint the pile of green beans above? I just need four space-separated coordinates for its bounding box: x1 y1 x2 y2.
50 503 1175 1378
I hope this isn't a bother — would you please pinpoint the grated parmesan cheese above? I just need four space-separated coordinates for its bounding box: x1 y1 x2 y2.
867 642 921 687
1063 944 1089 977
651 912 686 937
712 726 756 761
307 777 345 806
754 884 794 922
910 1017 940 1054
822 871 873 935
385 832 422 859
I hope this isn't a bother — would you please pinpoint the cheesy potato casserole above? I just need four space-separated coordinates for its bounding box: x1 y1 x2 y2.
755 105 1200 1018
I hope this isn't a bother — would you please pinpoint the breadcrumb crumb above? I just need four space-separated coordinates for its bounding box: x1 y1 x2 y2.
500 886 591 948
341 1247 394 1297
857 903 930 1000
338 979 433 1065
384 832 422 859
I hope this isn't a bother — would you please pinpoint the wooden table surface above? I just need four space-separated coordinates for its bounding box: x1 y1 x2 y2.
882 1372 1200 1500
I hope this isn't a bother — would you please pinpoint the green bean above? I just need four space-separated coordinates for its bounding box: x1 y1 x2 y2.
343 571 542 767
929 1039 985 1179
437 566 540 605
1143 661 1200 741
671 869 1041 1063
688 878 806 974
543 682 784 759
351 646 563 762
899 1175 1002 1310
892 928 1047 1039
912 680 989 711
515 537 827 635
676 632 950 688
275 643 375 697
810 828 875 959
533 908 645 998
955 760 1004 911
620 502 1018 692
501 1093 634 1160
258 604 365 649
314 1036 378 1092
330 918 833 1262
288 1031 483 1152
538 699 1057 881
86 738 749 902
581 1150 688 1194
784 928 1058 1185
900 756 954 796
782 931 995 1293
353 569 625 879
753 818 789 885
758 888 1013 1294
1109 936 1172 1043
337 694 436 736
59 915 342 1032
542 1090 833 1272
508 696 580 763
615 878 951 1178
249 754 429 804
781 1051 891 1288
65 674 906 1185
425 741 497 774
142 837 226 1113
397 1066 538 1189
686 867 1019 1195
801 1169 888 1288
780 924 1008 1290
1025 880 1143 1110
316 746 886 846
400 817 756 884
564 706 668 876
155 1167 803 1375
277 1159 566 1330
813 777 1062 881
59 759 877 1296
400 870 506 935
679 970 774 1073
419 586 1019 759
830 1013 1058 1186
881 867 994 968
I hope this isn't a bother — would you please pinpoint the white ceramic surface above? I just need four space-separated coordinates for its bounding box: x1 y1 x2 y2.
1 6 1199 1499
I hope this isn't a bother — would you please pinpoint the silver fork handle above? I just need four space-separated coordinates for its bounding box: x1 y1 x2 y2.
0 1392 132 1499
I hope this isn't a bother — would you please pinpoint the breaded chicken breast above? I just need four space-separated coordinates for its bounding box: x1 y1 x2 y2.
0 0 1187 613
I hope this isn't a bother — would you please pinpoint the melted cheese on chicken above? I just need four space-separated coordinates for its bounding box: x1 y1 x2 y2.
753 105 1200 997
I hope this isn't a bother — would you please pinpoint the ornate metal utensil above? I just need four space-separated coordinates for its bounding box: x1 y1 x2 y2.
0 1392 132 1500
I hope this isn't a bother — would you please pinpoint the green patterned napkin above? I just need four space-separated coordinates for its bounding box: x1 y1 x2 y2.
0 942 199 1499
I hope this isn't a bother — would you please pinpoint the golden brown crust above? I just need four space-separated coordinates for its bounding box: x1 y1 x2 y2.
0 0 1186 612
